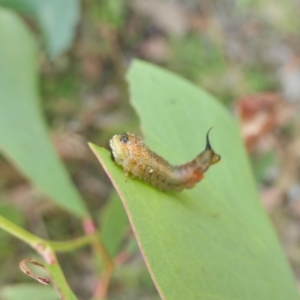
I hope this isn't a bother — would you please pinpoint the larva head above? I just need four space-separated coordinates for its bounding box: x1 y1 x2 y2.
110 132 142 166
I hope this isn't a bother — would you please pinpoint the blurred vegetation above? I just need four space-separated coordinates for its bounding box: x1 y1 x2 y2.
1 0 300 299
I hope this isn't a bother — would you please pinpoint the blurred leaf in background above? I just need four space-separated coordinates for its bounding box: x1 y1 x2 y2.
94 0 126 29
100 192 129 258
0 7 88 217
0 0 80 58
0 284 58 300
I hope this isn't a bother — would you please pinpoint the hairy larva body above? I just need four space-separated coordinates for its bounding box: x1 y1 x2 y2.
109 130 221 192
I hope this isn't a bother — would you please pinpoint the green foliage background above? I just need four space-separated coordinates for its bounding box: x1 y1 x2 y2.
0 0 300 299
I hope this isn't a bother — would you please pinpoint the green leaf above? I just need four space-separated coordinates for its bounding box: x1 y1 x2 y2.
97 0 126 29
0 8 88 217
0 0 80 58
252 151 275 183
100 193 128 257
90 60 299 299
0 284 58 300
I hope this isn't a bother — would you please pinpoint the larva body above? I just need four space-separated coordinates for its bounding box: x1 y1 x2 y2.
109 131 221 192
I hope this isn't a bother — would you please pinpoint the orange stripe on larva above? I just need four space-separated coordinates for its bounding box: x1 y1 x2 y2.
109 129 221 192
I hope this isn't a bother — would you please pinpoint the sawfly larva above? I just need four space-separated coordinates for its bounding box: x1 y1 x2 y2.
109 129 221 192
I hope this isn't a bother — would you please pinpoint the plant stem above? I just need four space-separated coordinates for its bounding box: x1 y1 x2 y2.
0 215 101 256
0 215 44 247
0 214 114 298
49 234 96 252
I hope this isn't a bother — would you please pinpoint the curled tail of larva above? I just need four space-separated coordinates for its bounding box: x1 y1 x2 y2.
205 127 214 150
175 128 221 189
193 128 221 173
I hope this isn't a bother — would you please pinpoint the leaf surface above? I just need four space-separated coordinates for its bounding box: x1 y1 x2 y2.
0 284 58 300
0 0 80 58
91 61 299 299
100 193 129 257
0 8 87 217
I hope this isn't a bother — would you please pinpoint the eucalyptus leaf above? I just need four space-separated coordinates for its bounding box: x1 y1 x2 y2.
90 60 299 299
0 8 87 217
0 284 58 300
0 0 80 58
100 193 129 257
